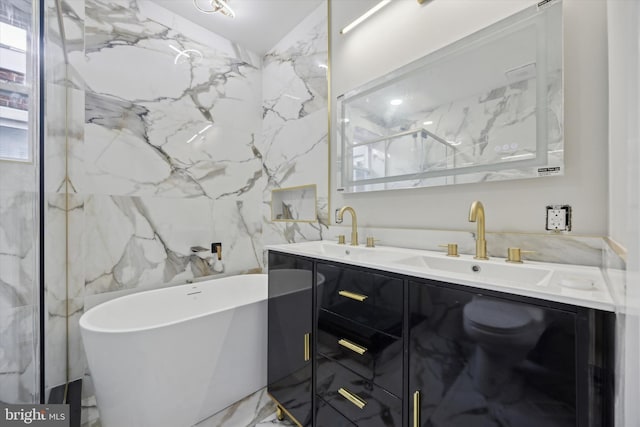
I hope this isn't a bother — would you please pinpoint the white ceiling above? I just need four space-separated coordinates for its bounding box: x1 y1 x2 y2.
148 0 324 54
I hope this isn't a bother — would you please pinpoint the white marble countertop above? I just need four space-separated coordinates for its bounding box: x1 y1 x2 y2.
266 241 615 312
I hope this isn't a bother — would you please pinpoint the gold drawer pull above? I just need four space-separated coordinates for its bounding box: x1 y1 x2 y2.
338 387 367 409
338 290 368 302
338 338 367 355
413 390 421 427
304 333 310 362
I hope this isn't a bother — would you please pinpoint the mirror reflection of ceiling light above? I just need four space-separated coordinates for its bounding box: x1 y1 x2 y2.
169 44 203 64
501 153 535 160
423 120 433 125
390 99 403 106
341 0 391 35
193 0 235 18
448 140 462 146
187 124 213 144
318 63 328 69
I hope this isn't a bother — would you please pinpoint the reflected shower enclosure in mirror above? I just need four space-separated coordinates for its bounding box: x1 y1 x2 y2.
336 1 563 193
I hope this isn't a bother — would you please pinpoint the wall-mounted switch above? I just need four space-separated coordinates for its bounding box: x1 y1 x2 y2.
546 205 571 231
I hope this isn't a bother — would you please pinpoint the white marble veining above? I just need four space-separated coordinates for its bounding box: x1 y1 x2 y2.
82 0 262 200
260 3 329 247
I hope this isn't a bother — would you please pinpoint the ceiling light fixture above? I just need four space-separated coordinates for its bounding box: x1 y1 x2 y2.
193 0 235 18
390 99 403 106
341 0 391 35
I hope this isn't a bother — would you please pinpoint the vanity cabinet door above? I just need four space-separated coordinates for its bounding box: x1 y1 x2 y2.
408 280 578 427
267 252 314 426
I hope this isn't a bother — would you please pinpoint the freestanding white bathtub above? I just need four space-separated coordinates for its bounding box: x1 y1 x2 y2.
79 274 268 427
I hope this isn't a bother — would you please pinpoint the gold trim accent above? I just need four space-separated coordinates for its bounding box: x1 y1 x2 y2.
327 0 332 226
267 393 304 427
338 338 367 355
439 243 459 257
275 406 284 421
413 391 421 427
270 184 318 223
338 387 367 409
304 333 311 362
338 290 368 301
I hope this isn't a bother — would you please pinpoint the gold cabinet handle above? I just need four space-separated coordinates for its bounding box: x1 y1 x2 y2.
413 390 421 427
338 387 367 409
338 338 367 355
304 333 310 362
338 290 368 302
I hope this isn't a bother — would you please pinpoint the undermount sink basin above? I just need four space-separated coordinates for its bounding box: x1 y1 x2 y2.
396 255 553 287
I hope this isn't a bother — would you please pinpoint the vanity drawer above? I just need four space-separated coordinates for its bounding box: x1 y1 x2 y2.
316 355 402 427
317 311 403 397
317 263 403 336
316 397 356 427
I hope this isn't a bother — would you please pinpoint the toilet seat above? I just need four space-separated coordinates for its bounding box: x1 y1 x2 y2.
463 299 536 334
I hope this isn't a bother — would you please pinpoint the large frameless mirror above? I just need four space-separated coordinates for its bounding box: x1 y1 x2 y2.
336 0 563 193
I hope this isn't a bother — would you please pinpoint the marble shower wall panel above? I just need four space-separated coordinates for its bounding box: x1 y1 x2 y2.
210 199 263 273
45 0 85 89
82 0 262 200
43 194 88 388
45 84 85 194
0 190 37 403
83 194 221 295
260 3 329 246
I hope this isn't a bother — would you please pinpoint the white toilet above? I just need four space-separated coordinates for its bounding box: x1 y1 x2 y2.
463 297 546 397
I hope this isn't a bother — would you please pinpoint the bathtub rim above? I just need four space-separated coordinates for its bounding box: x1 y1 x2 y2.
79 273 267 335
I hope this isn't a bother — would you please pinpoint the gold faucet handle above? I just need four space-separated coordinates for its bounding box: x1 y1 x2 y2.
365 237 377 248
438 243 459 257
506 247 535 263
337 235 346 244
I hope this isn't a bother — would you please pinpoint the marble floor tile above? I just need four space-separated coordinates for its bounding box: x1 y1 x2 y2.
196 387 294 427
81 387 293 427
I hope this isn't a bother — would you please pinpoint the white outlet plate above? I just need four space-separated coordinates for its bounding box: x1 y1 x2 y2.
546 205 571 231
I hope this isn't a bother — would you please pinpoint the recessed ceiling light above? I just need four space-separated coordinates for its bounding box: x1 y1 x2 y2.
390 99 403 106
423 120 433 125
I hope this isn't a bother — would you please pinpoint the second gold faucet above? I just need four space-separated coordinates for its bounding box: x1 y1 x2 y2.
468 201 488 260
336 206 358 246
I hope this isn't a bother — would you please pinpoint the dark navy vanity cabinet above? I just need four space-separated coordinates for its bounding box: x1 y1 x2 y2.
267 251 614 427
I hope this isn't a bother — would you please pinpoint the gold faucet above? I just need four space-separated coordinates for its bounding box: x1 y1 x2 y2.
336 206 358 246
468 201 488 260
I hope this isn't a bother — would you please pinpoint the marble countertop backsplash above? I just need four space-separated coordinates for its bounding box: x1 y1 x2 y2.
322 225 604 267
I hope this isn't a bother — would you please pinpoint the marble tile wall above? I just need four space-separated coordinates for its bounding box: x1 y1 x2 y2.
260 3 329 247
80 0 264 292
43 0 87 393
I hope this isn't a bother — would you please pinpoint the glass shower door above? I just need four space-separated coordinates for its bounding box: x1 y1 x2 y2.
0 0 41 404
